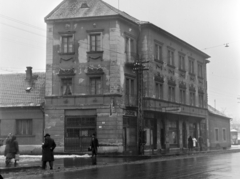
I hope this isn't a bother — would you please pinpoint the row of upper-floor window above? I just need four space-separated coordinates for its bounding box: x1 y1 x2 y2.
60 75 205 107
125 77 205 108
58 33 204 77
155 44 204 78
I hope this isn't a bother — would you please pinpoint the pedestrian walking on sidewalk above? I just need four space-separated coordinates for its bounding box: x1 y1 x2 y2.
5 134 19 166
42 133 56 170
198 136 203 151
188 136 193 152
89 133 99 165
192 137 197 151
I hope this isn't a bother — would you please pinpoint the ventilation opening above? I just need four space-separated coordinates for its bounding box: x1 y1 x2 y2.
81 2 89 8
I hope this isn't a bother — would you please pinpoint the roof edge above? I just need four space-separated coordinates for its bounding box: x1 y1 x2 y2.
208 110 231 120
44 0 66 22
141 22 211 59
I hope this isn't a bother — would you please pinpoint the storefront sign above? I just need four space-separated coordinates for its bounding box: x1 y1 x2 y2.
162 107 181 113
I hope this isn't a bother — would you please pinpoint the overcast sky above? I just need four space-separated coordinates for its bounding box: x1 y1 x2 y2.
0 0 239 119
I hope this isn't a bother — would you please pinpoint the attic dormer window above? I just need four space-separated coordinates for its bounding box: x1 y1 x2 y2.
81 2 89 8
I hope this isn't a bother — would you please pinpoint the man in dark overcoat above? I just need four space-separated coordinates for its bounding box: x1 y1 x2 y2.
188 136 193 152
90 133 99 165
42 133 56 170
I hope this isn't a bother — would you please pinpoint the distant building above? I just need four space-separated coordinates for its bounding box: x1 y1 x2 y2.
44 0 210 153
208 105 231 149
0 67 45 148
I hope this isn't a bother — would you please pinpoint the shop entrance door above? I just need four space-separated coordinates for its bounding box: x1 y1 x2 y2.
65 117 96 152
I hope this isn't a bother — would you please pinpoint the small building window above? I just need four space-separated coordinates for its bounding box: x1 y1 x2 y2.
155 82 163 99
16 119 32 135
168 49 174 66
125 77 136 106
199 93 204 108
179 89 186 104
189 58 195 74
179 54 185 70
190 91 195 106
154 44 162 62
61 78 73 96
215 128 219 141
168 86 175 102
223 129 226 141
198 62 203 78
90 77 102 95
90 33 101 51
125 36 135 62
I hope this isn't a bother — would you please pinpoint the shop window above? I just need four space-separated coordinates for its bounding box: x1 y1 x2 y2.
168 120 178 146
16 119 32 135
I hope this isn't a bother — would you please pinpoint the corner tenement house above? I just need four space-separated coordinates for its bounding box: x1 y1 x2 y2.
44 0 210 153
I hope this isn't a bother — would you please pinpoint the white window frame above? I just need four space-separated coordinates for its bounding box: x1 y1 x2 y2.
87 30 103 52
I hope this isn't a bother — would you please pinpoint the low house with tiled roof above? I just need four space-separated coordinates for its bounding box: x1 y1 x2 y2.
207 105 231 149
0 67 45 151
44 0 210 154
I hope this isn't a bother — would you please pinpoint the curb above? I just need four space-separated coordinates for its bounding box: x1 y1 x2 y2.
0 165 41 173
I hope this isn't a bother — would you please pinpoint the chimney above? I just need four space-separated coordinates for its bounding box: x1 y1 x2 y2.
26 66 32 81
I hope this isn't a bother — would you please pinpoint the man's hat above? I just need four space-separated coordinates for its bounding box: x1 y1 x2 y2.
44 133 50 137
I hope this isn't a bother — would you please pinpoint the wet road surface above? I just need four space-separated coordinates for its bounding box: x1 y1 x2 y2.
11 152 240 179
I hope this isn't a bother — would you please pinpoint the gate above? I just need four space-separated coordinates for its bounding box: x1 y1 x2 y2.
65 117 96 152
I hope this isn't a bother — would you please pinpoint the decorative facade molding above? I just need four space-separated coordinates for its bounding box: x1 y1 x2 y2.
179 70 186 79
154 73 164 83
189 73 195 82
60 57 75 63
198 86 204 94
86 66 104 75
167 76 176 86
189 84 196 92
179 81 187 89
58 68 75 77
87 51 104 61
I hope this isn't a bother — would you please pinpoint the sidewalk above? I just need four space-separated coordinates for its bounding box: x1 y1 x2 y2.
1 146 240 174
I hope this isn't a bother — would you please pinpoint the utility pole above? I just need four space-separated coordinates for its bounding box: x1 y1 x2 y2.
133 59 149 155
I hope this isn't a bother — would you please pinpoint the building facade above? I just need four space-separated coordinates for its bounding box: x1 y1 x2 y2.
0 67 45 150
44 0 210 153
208 105 231 149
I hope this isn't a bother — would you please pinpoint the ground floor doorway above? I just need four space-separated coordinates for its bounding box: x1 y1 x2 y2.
64 116 96 152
